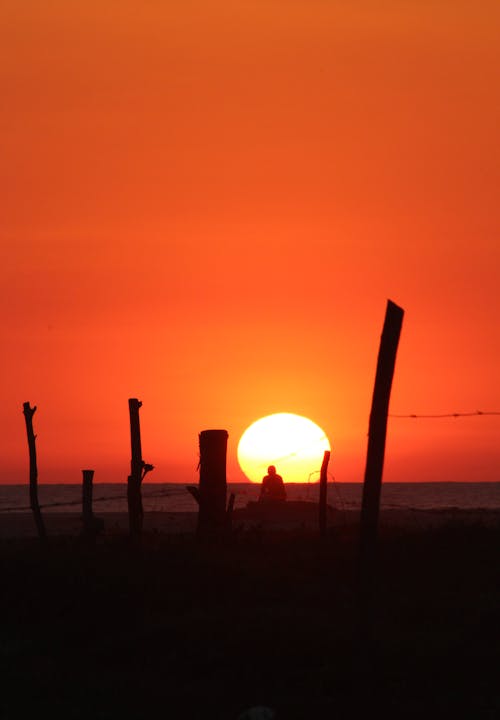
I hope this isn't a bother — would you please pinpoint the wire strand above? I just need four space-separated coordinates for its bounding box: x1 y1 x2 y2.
390 410 500 419
0 486 191 514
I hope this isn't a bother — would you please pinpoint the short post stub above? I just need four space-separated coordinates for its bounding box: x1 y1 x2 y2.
81 469 98 537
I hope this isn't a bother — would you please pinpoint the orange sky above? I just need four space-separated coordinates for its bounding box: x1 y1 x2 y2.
1 1 499 485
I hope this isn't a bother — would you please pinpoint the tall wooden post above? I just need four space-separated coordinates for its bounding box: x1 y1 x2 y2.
359 300 404 579
127 398 153 539
82 469 95 536
318 450 331 538
197 429 228 540
22 402 46 543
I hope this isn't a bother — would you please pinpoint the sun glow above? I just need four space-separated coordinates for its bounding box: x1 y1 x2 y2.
237 413 331 484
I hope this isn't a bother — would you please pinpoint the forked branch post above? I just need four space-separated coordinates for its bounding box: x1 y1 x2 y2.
23 401 46 543
127 398 154 538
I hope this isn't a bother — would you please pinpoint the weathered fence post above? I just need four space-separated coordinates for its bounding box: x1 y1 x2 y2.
22 402 46 543
81 469 104 538
197 429 229 540
359 300 404 583
127 398 154 539
318 450 331 538
82 469 95 535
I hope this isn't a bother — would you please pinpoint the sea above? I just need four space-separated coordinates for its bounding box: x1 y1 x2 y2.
1 482 500 515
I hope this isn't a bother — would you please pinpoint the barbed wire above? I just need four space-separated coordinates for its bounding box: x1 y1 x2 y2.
0 485 191 514
3 410 498 514
390 410 500 419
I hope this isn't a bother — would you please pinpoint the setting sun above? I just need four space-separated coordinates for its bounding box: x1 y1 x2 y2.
237 413 331 484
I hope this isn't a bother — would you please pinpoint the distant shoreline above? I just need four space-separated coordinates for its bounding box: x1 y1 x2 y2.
1 480 499 486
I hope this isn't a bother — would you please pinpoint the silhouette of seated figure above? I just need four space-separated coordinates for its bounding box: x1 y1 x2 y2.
259 465 286 502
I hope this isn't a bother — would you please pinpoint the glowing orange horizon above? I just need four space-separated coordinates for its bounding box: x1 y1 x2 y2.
237 413 331 484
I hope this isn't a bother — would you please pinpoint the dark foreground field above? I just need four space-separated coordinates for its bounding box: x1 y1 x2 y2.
1 522 499 720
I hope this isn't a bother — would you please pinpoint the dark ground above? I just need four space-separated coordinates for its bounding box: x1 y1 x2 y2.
1 521 499 720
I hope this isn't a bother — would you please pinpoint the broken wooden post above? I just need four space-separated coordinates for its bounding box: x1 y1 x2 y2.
318 450 331 538
22 401 46 543
197 429 228 540
127 398 154 539
359 300 404 581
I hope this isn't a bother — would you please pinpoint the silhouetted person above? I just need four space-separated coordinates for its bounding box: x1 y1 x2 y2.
259 465 286 502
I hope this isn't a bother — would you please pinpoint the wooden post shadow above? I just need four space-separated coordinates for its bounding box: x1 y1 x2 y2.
359 300 404 583
23 402 46 544
127 398 154 540
197 429 229 540
318 450 331 538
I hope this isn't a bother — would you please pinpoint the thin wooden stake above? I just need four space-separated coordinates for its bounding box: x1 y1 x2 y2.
318 450 331 538
359 300 404 580
82 469 95 536
22 402 46 543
